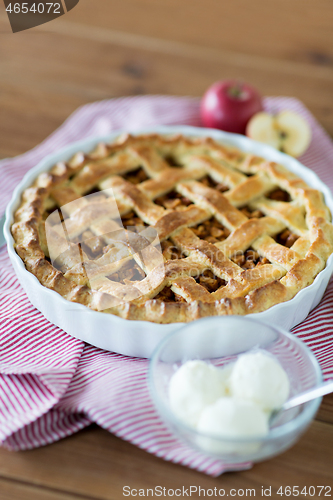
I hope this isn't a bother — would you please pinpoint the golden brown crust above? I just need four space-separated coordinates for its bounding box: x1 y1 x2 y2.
11 133 333 323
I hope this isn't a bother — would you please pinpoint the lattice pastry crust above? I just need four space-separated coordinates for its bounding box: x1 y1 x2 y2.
12 134 333 323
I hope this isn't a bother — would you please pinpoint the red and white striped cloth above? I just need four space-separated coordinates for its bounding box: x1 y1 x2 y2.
1 96 333 476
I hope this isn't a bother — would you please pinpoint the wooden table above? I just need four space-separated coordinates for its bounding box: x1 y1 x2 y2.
1 1 333 498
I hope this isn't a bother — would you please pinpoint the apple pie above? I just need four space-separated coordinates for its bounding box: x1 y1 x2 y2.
11 134 333 323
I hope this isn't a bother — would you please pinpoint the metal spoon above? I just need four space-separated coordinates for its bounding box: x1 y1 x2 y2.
270 379 333 425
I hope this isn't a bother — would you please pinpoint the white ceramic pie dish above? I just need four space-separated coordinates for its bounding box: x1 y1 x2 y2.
4 126 333 358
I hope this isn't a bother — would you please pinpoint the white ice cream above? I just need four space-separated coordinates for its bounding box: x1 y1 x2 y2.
198 397 269 437
168 352 290 454
230 351 290 411
168 360 230 427
197 398 269 453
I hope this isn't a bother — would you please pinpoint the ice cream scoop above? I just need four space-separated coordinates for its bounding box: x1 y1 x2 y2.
230 351 290 411
197 397 269 453
168 360 230 427
198 397 269 437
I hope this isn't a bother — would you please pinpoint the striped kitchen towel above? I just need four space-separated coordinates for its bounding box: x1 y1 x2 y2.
1 96 333 476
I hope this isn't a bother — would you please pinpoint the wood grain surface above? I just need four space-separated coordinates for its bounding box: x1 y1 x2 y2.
0 0 333 498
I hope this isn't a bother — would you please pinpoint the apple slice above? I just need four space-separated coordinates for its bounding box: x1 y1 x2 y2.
246 110 311 157
275 111 311 157
246 112 281 150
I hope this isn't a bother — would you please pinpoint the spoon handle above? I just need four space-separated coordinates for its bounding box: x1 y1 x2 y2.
283 379 333 411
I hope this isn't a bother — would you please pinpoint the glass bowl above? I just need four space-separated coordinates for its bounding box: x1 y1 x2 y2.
149 317 322 464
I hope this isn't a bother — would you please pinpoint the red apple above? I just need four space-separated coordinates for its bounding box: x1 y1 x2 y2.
200 80 263 134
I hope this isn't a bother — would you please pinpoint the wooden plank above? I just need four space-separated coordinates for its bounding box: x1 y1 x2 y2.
1 17 333 160
0 477 94 500
27 0 333 64
317 393 333 425
47 14 333 82
0 423 332 500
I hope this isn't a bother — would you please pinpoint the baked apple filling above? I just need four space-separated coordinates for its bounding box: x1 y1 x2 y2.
268 188 291 202
231 249 270 270
275 229 299 248
107 259 146 283
200 175 229 192
123 166 149 184
155 190 192 210
192 217 230 243
121 210 148 229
